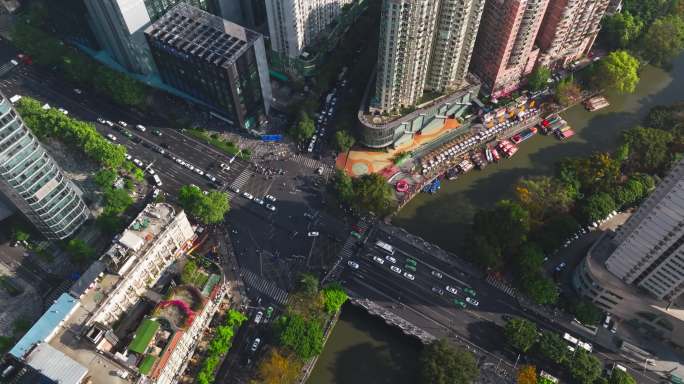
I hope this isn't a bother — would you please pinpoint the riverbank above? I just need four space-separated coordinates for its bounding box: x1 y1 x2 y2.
392 54 684 254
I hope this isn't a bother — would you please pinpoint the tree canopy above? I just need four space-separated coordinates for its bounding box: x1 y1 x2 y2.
517 365 537 384
333 130 356 153
579 192 617 224
528 67 551 91
178 185 230 224
419 339 479 384
519 272 559 305
515 176 575 224
568 349 602 384
274 314 324 360
334 172 396 216
595 51 640 93
321 284 348 314
609 369 637 384
622 126 674 173
504 318 538 353
65 239 95 265
256 347 303 384
642 15 684 67
289 112 316 143
555 78 582 106
468 200 530 269
537 331 568 364
601 12 645 49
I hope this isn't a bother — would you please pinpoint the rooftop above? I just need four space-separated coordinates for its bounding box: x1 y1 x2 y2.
144 2 260 68
24 343 88 384
9 293 79 359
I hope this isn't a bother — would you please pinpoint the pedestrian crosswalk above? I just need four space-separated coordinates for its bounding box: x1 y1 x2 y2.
292 155 334 175
486 275 518 297
229 169 253 191
240 268 288 304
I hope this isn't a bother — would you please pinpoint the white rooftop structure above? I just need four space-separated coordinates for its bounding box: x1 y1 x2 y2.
25 343 88 384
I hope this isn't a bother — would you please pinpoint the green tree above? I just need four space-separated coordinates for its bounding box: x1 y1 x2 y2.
595 50 640 93
528 67 551 91
601 12 644 49
95 66 147 107
530 214 579 253
555 78 582 106
274 314 324 360
103 188 133 215
289 112 316 142
352 173 396 215
566 298 603 326
568 349 602 384
537 331 568 364
519 272 559 305
645 104 680 130
514 243 545 274
468 235 504 270
419 339 479 384
12 229 30 243
622 126 674 172
609 369 637 384
297 273 319 296
642 15 684 67
178 185 230 224
580 192 616 224
94 169 117 188
504 318 538 353
333 170 354 204
613 177 647 207
66 238 95 264
321 284 348 314
333 130 355 153
514 176 576 224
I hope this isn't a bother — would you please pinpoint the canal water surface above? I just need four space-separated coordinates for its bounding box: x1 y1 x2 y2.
311 53 684 383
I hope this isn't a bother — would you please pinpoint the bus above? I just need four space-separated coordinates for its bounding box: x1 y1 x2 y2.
375 240 395 255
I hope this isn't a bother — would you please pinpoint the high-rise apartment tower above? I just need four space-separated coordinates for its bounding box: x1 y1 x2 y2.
470 0 550 97
536 0 610 69
375 0 485 112
0 95 89 239
265 0 354 58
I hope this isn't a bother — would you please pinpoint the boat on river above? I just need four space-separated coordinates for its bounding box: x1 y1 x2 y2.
497 140 518 157
511 126 538 144
584 96 609 111
471 150 487 169
458 159 474 173
485 146 493 163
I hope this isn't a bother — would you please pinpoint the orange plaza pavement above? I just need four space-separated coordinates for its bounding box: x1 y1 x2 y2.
336 118 460 177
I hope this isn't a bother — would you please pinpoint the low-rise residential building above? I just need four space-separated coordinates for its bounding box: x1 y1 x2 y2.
7 203 229 383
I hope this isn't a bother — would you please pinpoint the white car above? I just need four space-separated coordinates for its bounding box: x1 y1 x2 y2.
347 260 359 269
431 270 443 279
403 272 415 280
390 265 402 274
220 162 230 170
253 198 264 205
97 118 106 124
58 108 68 115
133 159 143 167
307 231 319 237
431 287 444 295
372 256 385 265
446 285 458 295
385 255 397 264
205 174 217 182
465 297 479 306
264 194 276 202
147 168 156 175
242 192 254 200
254 311 263 324
265 204 276 212
125 154 132 160
105 120 114 127
118 121 128 127
106 133 117 141
250 338 261 352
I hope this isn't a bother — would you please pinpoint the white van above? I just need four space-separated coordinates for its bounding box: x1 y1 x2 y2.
136 124 146 132
153 174 162 186
9 95 21 104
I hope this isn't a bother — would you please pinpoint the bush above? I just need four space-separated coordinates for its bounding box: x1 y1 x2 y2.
322 284 348 314
274 314 324 360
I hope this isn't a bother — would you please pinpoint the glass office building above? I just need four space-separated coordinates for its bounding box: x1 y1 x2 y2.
145 3 272 130
0 95 89 239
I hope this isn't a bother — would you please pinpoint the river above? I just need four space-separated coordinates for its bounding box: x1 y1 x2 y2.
310 54 684 383
393 53 684 252
307 304 422 384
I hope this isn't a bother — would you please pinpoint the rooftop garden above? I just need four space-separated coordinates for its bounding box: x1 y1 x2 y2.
156 285 205 329
128 319 160 354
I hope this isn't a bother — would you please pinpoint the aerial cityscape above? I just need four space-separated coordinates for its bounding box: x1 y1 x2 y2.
0 0 682 383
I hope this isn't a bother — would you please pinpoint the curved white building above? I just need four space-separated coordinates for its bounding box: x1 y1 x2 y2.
0 94 89 239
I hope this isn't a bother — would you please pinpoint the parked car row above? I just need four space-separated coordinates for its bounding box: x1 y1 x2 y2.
240 191 277 212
